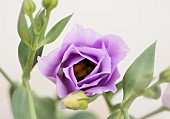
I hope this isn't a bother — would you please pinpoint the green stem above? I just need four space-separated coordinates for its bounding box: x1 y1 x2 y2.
24 81 37 119
140 106 165 119
0 67 14 85
22 49 36 81
103 81 123 113
38 11 51 45
21 49 37 119
116 81 123 92
103 93 113 113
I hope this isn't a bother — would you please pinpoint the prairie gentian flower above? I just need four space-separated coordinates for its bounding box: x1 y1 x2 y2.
162 84 170 109
38 25 129 98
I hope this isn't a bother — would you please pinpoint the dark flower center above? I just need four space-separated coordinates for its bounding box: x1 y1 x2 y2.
73 59 96 82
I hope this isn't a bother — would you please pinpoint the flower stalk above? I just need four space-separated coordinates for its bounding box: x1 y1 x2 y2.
22 49 36 81
0 67 14 86
140 106 165 119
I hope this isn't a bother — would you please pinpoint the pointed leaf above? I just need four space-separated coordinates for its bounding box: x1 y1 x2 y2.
39 14 73 47
18 41 44 70
33 46 43 68
33 95 56 119
12 86 30 119
123 42 156 101
18 41 30 70
18 8 32 47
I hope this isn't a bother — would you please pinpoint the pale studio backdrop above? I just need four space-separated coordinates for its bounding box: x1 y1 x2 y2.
0 0 170 119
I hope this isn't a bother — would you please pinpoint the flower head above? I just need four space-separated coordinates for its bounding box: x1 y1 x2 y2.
38 25 129 98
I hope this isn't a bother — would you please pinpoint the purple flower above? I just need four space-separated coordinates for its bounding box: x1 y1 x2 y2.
162 84 170 109
38 25 129 98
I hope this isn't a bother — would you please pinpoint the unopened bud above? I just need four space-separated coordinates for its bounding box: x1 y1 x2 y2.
61 91 89 110
143 86 161 99
23 0 36 16
159 67 170 83
42 0 58 11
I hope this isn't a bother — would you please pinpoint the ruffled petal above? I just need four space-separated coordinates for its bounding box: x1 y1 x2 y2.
84 67 120 94
56 76 68 98
62 24 102 47
37 45 68 82
97 34 129 70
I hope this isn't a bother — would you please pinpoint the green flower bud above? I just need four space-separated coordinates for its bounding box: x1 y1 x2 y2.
143 86 161 99
159 67 170 83
23 0 36 16
42 0 58 11
61 91 89 110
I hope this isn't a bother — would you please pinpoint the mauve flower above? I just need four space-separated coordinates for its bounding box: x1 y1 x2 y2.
162 84 170 109
38 25 129 98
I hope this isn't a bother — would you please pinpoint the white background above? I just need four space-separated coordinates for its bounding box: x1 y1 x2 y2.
0 0 170 119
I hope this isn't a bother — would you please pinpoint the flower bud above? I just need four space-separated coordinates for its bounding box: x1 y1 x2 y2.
159 67 170 83
61 91 89 110
143 86 161 99
23 0 36 16
162 84 170 110
42 0 58 11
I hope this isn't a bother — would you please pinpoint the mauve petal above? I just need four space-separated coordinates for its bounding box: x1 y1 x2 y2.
84 68 120 94
64 54 84 68
97 34 129 70
102 67 120 88
80 75 108 89
77 46 105 62
61 44 97 64
62 25 102 47
64 77 78 93
56 76 68 98
37 56 56 82
38 45 68 82
78 72 107 87
63 67 78 87
162 84 170 109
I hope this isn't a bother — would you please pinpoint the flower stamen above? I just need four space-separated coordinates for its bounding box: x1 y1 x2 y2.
73 59 96 82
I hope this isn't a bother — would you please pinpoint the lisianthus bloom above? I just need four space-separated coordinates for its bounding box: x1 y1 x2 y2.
162 84 170 109
38 25 129 98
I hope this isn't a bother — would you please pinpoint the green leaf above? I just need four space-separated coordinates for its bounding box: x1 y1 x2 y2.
30 9 46 36
70 112 97 119
18 8 32 47
33 95 56 119
123 42 156 101
18 41 30 70
9 85 18 100
39 14 73 47
107 110 124 119
33 46 43 68
12 86 30 119
18 41 43 70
